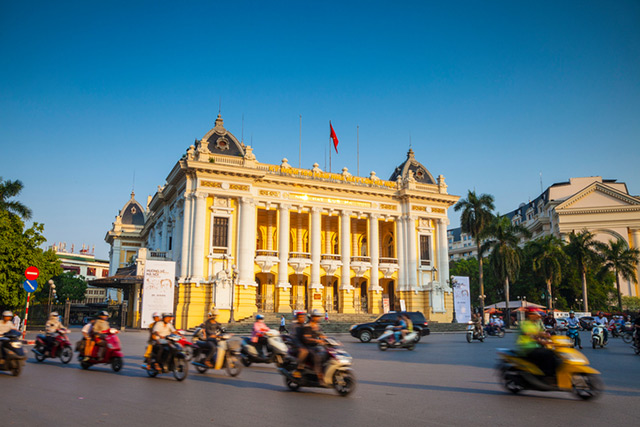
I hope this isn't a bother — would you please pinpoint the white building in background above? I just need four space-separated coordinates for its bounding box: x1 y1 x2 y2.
51 243 109 303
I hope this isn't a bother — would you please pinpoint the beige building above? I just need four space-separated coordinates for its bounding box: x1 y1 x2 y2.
104 115 460 328
448 176 640 296
51 244 109 303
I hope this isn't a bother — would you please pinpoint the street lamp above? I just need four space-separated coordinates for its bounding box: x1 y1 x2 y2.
448 276 459 324
47 279 57 314
228 264 238 323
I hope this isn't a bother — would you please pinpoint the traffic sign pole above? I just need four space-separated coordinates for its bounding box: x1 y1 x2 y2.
22 293 31 339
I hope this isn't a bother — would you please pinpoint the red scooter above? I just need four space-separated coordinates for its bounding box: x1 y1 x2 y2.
176 330 194 361
33 329 73 364
80 328 124 372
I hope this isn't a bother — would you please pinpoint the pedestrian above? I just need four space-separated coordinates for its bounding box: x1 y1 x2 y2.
279 315 288 334
324 310 329 323
12 312 21 330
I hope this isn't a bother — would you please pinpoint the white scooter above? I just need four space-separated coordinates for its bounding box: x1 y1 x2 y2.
240 329 289 367
377 325 418 351
591 324 608 349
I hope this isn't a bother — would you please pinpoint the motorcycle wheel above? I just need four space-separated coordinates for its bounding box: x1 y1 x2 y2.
622 333 633 344
592 338 597 349
111 356 123 372
572 374 602 400
241 355 252 367
333 370 356 396
635 346 640 355
406 342 415 351
173 355 188 381
500 368 522 394
285 377 300 391
378 341 389 351
479 336 485 342
414 334 421 343
225 355 242 377
34 350 45 362
183 346 193 362
466 333 472 343
60 347 73 364
11 360 21 377
80 360 91 370
146 367 158 377
498 330 505 338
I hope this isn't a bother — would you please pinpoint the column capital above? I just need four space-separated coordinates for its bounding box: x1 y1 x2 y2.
369 213 380 220
437 217 449 225
279 203 291 211
194 192 207 200
341 209 353 217
241 196 256 207
311 206 322 214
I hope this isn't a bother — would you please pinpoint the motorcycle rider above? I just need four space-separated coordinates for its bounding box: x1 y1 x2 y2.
252 314 270 358
594 311 609 344
566 310 582 349
633 311 640 349
544 311 557 335
471 312 483 337
79 317 96 360
517 308 557 381
142 312 161 369
302 309 327 382
0 311 18 363
401 313 413 341
151 313 177 370
44 311 64 354
292 311 309 379
202 309 222 368
91 311 111 361
393 314 407 344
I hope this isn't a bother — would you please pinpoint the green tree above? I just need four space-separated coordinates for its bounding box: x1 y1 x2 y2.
0 210 61 309
565 230 602 313
36 272 88 302
483 215 531 327
529 236 567 310
600 238 640 311
453 190 495 319
0 177 32 220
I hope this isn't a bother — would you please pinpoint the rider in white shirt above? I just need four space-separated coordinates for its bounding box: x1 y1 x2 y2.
594 311 609 343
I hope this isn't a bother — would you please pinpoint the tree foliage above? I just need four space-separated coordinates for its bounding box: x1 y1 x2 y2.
0 211 61 309
0 177 32 220
600 238 640 311
34 272 88 303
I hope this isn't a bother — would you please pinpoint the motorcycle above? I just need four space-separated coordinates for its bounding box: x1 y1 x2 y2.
467 322 485 343
191 332 242 377
377 325 418 350
240 329 289 367
0 329 27 376
497 335 603 400
79 328 124 372
279 337 356 396
591 324 607 349
145 334 189 381
485 324 505 338
566 325 582 348
32 329 73 364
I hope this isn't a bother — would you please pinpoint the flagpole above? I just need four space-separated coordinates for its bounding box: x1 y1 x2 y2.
329 121 332 173
299 115 302 168
357 125 360 176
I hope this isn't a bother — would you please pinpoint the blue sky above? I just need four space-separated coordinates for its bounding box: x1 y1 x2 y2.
1 1 639 259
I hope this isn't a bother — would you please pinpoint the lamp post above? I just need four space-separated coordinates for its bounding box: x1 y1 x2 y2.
47 279 56 314
228 264 238 323
449 276 459 324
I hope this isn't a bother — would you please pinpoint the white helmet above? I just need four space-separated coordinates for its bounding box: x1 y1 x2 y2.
2 310 12 317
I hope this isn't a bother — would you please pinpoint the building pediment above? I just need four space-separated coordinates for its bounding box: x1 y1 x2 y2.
556 182 640 213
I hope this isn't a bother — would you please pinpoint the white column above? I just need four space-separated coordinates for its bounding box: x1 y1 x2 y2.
369 214 381 290
406 215 418 290
395 216 405 291
190 193 207 281
438 218 450 288
277 204 290 287
310 207 322 288
161 206 169 251
238 197 257 287
110 240 121 275
340 210 353 289
180 194 193 280
173 207 183 262
267 210 274 251
632 230 640 297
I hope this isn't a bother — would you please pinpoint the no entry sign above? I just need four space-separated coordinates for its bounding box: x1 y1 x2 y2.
25 266 40 280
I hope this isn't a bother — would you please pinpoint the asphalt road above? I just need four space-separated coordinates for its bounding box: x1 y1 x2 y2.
4 329 639 427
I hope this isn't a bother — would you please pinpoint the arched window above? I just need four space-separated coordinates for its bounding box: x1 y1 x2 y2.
332 234 339 254
359 237 368 257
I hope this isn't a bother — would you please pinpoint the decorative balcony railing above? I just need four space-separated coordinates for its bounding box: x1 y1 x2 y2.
351 256 371 263
321 254 341 261
289 252 311 259
379 257 398 264
420 259 432 267
256 249 278 258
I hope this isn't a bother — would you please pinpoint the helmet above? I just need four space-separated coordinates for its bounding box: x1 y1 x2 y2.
569 310 575 315
99 311 109 317
311 309 322 318
162 312 174 318
295 310 306 317
256 314 264 320
499 316 503 319
2 310 12 317
50 311 59 317
211 309 219 316
152 312 160 318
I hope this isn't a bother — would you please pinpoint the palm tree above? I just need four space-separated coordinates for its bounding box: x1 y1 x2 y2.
454 190 495 321
600 238 640 311
0 177 32 220
530 236 567 311
564 230 602 313
483 215 531 327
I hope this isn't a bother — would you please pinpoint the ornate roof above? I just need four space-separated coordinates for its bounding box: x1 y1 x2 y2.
389 148 436 184
198 114 245 157
120 191 145 226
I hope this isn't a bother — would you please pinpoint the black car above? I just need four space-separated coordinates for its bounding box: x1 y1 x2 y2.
349 311 430 343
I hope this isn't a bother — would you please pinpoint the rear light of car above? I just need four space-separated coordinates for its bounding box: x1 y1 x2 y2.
424 322 429 326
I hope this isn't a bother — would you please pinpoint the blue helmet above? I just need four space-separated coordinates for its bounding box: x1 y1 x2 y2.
256 314 264 320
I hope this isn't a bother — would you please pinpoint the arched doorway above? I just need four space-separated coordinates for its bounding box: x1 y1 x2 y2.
383 280 395 312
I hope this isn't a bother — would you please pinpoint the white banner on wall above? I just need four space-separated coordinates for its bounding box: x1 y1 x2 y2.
452 276 471 323
141 260 176 328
